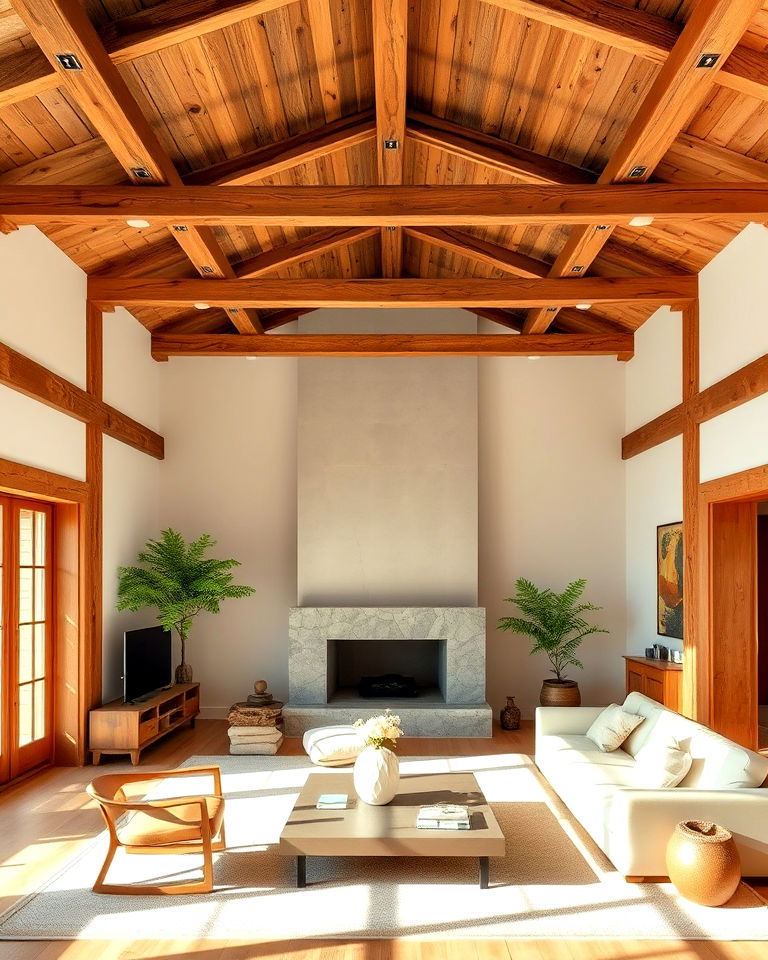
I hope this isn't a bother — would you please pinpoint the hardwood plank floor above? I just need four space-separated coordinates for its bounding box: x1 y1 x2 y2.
0 721 764 960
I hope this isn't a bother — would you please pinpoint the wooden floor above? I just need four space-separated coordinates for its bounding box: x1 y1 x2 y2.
0 720 765 960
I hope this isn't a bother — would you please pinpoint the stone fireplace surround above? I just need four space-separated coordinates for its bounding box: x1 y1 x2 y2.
283 607 492 737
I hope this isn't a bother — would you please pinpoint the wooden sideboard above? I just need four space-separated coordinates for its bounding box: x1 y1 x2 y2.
89 682 200 765
624 656 682 712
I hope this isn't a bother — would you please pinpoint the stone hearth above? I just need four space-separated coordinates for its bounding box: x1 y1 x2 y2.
283 607 492 737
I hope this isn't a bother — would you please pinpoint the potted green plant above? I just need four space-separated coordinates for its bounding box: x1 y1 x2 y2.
498 577 608 707
117 528 255 683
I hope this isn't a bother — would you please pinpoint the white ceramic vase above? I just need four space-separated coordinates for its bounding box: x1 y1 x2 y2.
353 745 400 805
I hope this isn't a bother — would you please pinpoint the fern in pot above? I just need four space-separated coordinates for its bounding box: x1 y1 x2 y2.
117 528 255 683
498 577 608 707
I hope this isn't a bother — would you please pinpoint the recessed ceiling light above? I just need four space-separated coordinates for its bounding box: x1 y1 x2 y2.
629 215 655 227
575 303 593 310
125 218 150 229
193 302 210 310
527 355 541 361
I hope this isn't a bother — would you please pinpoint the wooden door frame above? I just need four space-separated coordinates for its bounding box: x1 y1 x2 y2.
0 457 96 768
694 463 768 748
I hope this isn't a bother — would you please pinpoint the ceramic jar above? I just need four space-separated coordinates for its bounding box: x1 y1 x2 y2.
353 745 400 805
666 820 741 906
500 696 521 730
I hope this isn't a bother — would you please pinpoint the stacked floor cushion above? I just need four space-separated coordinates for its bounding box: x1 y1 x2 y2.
228 701 284 755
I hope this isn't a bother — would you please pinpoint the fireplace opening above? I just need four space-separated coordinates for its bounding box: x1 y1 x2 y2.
327 638 446 702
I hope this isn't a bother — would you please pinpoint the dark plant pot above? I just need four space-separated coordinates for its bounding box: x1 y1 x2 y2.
175 662 193 684
540 679 581 707
499 696 521 730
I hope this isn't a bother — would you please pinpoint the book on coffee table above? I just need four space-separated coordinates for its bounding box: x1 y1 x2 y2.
316 793 349 809
416 803 471 830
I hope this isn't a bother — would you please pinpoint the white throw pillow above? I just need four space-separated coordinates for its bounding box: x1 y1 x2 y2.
632 737 692 788
303 725 365 766
586 703 644 753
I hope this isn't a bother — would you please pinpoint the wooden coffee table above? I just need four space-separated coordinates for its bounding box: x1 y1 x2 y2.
278 770 505 888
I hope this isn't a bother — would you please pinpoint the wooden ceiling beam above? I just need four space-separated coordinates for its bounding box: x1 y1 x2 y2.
404 226 549 278
7 183 768 226
0 0 295 110
88 275 696 309
151 332 634 360
184 111 376 186
11 0 263 334
406 110 596 184
484 0 768 103
373 0 408 278
235 227 379 278
523 0 763 334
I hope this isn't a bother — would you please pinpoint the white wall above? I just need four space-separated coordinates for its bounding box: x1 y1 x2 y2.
0 227 161 703
625 222 768 662
297 309 478 606
0 226 87 479
479 346 627 719
158 354 298 715
698 222 768 483
624 307 684 656
101 310 161 701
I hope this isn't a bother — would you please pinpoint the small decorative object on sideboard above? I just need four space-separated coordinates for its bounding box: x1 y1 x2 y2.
666 820 741 907
116 528 255 683
499 696 521 730
498 578 608 707
352 711 404 805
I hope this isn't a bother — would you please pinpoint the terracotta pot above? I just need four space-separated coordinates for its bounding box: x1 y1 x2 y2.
500 696 521 730
666 820 741 906
175 661 193 683
540 679 581 707
353 746 400 805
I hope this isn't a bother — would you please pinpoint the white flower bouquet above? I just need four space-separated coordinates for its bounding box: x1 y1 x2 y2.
354 710 404 751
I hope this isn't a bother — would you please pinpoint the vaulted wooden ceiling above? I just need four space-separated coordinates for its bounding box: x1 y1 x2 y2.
2 0 768 343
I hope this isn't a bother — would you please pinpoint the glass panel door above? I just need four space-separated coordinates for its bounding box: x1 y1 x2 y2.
0 496 53 784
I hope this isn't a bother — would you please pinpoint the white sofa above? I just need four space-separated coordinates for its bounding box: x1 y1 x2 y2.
535 692 768 878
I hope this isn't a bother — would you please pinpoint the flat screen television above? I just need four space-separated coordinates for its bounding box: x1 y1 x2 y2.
123 626 172 702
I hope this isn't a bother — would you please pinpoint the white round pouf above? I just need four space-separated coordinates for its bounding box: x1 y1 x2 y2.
352 745 400 804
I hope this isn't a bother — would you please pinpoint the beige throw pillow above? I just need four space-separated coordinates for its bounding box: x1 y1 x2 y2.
586 703 644 753
632 738 693 788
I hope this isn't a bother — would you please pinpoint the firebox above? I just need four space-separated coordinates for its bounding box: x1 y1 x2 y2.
327 638 446 702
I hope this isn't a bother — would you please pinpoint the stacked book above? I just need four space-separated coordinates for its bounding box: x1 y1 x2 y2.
416 803 471 830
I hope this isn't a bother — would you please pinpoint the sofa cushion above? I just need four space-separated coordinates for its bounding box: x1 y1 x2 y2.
631 737 692 788
537 733 635 768
622 692 768 788
303 725 364 766
586 703 644 752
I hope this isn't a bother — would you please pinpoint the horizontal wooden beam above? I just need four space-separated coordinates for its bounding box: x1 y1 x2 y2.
151 332 634 360
89 275 695 309
0 340 164 459
5 184 768 227
0 455 88 503
622 353 768 459
621 404 686 460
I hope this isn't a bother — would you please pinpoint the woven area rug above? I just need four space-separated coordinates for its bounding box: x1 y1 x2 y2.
0 753 765 941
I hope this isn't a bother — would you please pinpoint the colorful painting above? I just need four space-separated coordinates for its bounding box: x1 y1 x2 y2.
657 522 683 639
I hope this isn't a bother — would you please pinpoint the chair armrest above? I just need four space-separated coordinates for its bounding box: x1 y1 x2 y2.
535 705 605 738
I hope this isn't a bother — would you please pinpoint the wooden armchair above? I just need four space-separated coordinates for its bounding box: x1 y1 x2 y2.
86 765 226 895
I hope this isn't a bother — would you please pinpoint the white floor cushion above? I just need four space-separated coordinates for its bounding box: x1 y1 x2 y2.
303 724 365 766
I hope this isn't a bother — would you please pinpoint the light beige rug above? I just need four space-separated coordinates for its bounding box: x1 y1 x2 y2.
0 753 765 941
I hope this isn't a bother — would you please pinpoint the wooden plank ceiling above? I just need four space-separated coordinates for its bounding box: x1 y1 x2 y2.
1 0 768 338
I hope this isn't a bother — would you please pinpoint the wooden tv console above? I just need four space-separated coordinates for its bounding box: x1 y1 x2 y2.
89 682 200 765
